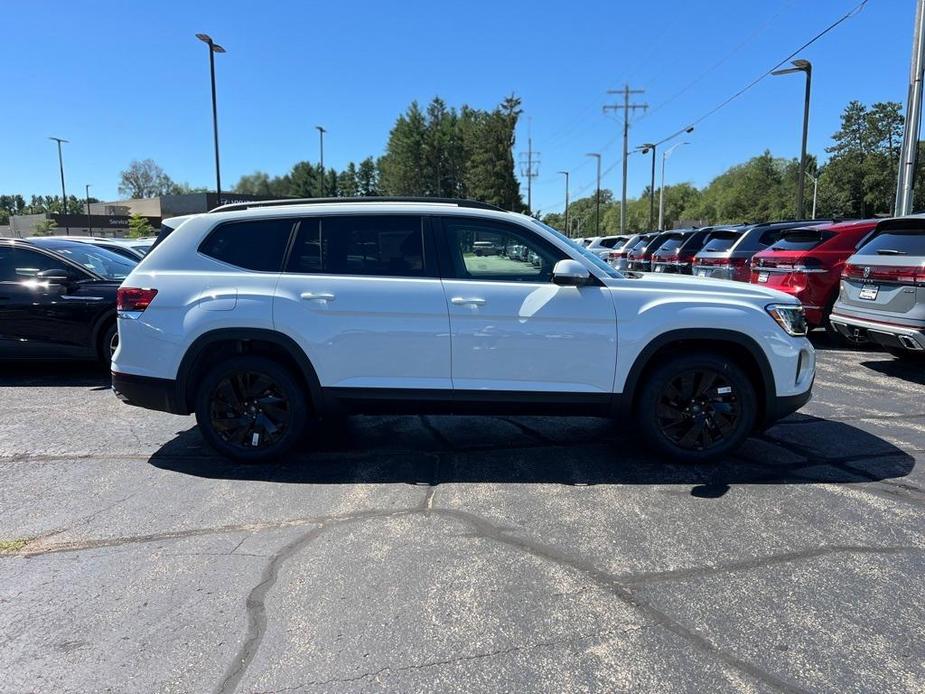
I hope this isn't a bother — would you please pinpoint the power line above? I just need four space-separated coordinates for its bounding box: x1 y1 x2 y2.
650 0 870 148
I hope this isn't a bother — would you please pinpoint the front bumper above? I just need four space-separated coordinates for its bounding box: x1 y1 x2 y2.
112 371 187 414
829 313 925 352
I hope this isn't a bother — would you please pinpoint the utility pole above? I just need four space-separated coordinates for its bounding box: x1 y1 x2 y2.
49 136 69 234
604 85 647 233
316 126 327 197
85 184 92 235
518 119 540 214
896 0 925 216
557 170 570 235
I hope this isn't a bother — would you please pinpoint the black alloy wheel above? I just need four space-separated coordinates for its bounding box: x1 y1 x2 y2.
637 353 757 463
655 369 740 451
195 356 308 463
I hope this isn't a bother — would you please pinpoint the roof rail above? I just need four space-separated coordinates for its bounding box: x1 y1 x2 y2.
209 196 506 214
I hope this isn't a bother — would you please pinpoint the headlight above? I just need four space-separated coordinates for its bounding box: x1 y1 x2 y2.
766 304 808 336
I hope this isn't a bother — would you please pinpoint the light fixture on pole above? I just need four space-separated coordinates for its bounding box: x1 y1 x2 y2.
556 170 570 236
658 142 689 231
316 125 327 196
772 59 812 219
195 33 226 204
49 136 69 234
585 153 602 236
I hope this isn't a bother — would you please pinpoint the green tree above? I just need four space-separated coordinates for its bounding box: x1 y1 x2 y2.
127 213 155 238
31 218 57 236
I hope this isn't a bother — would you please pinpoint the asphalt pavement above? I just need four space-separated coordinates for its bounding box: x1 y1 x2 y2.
0 335 923 693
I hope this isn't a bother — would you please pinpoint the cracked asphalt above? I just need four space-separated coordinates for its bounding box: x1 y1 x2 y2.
0 335 923 693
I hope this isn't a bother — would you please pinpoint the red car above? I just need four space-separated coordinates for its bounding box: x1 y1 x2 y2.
749 219 877 328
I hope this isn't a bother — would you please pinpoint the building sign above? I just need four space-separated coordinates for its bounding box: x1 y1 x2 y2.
51 213 160 229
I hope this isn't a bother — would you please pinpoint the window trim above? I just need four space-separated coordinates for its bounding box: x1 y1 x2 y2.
435 216 569 283
281 214 438 279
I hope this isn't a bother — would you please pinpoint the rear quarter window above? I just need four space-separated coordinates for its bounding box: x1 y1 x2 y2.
199 218 295 271
859 230 925 256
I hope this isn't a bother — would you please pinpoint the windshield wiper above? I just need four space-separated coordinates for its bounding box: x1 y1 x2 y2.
876 249 907 255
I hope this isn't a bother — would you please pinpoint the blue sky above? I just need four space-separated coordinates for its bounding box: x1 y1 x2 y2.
0 0 911 213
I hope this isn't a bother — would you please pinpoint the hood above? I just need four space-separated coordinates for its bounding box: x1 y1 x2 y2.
602 271 796 304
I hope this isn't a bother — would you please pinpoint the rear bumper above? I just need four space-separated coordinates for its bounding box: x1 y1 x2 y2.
829 313 925 351
112 371 187 414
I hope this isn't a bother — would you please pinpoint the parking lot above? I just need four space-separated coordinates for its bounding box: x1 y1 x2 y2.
0 335 922 693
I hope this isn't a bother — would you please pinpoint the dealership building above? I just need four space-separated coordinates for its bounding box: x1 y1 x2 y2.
5 192 270 238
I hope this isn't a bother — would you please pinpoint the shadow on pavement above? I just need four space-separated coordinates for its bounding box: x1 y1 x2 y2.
808 331 883 353
0 361 109 388
861 358 925 386
148 413 914 490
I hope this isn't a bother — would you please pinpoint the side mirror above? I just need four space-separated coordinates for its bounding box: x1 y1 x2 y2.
36 269 71 284
552 259 591 286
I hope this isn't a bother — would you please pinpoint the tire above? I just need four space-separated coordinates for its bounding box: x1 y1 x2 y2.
636 352 757 463
194 355 308 463
100 322 118 366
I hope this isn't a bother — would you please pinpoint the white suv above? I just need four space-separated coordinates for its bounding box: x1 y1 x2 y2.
112 198 815 463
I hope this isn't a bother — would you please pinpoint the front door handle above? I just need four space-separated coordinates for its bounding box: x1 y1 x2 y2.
301 292 335 302
450 297 486 306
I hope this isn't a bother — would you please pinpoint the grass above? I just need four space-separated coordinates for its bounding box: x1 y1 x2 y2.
0 539 28 553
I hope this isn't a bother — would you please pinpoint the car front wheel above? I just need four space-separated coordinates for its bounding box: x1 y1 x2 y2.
636 353 757 463
194 356 308 463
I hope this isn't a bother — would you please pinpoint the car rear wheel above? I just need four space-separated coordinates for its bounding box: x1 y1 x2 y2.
100 323 118 366
636 353 757 463
194 356 308 463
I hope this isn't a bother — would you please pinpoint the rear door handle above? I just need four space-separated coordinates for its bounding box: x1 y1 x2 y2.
450 297 486 306
300 291 335 302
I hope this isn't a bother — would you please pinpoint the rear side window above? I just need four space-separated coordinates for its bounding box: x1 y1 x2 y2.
286 215 427 277
769 229 834 251
859 230 925 256
199 219 295 271
701 231 741 252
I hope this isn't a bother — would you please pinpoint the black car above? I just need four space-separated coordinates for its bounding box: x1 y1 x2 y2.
0 238 137 363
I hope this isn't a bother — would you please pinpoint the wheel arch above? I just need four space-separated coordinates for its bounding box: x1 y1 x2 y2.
618 328 776 427
176 328 324 415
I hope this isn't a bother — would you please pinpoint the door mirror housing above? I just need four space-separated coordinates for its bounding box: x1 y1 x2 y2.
552 259 591 286
36 269 71 284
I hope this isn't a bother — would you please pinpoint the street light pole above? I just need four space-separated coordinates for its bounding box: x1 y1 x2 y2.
586 153 601 236
85 184 92 235
659 142 689 231
195 34 226 204
49 136 69 234
896 0 925 216
556 170 569 236
637 143 656 229
772 59 812 218
316 125 327 196
806 172 819 220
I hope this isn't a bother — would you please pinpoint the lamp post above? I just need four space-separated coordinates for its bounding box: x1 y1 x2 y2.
85 184 92 235
636 143 656 230
658 142 689 231
805 172 819 220
772 59 812 219
586 153 601 236
316 125 327 196
195 33 226 204
49 136 69 234
556 170 570 236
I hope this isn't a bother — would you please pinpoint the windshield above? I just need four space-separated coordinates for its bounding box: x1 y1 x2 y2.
533 221 621 278
858 229 925 256
35 241 137 280
700 230 742 252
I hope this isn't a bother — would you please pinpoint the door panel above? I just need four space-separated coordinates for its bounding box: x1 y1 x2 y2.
438 217 617 393
273 215 451 390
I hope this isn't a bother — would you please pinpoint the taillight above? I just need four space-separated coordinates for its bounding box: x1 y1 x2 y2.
117 287 158 312
843 264 925 285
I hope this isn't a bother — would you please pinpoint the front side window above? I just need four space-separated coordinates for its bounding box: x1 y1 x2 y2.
10 248 79 279
286 215 427 277
199 218 295 272
444 218 565 282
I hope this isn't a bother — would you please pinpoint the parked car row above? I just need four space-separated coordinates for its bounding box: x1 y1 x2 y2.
595 216 925 360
